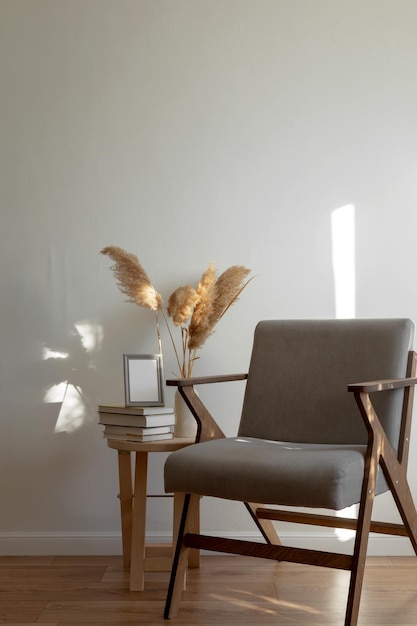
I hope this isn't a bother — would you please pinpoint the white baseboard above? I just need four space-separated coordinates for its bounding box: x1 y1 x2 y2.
0 531 414 556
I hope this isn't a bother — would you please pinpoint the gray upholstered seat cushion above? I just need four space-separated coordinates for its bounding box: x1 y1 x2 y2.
164 436 388 510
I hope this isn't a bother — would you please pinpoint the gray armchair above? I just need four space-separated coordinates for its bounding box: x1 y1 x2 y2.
164 319 417 625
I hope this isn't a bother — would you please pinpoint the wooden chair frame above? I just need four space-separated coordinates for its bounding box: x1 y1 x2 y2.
164 353 417 625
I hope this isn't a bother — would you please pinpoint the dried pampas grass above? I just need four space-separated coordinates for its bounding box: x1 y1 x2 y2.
187 262 216 350
167 286 198 326
101 246 252 378
101 246 162 311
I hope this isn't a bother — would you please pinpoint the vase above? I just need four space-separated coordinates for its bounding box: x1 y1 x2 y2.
174 390 198 438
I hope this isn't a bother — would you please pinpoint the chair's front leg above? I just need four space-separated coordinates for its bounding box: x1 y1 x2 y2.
346 393 380 626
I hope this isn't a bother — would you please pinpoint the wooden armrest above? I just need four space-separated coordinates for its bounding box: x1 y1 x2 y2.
166 373 248 387
166 374 247 443
348 377 417 394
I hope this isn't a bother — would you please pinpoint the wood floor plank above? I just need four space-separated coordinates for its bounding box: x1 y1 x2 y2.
39 599 337 624
0 601 46 623
0 565 107 583
0 582 163 602
0 556 55 566
52 556 123 567
0 555 416 625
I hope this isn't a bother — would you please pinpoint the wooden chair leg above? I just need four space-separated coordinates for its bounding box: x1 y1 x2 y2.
165 493 192 619
345 448 378 626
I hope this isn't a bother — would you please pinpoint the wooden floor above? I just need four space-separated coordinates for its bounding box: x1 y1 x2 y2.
0 554 416 625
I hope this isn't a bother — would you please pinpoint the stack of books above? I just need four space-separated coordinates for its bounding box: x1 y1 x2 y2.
98 404 175 442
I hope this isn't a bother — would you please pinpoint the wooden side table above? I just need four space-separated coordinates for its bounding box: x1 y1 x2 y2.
107 437 200 591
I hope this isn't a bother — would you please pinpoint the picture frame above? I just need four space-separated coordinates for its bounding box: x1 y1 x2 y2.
123 354 164 406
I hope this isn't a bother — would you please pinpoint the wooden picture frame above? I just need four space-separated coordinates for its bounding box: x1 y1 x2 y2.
123 354 164 406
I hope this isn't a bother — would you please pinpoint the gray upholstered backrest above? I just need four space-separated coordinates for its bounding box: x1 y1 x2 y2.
238 319 413 448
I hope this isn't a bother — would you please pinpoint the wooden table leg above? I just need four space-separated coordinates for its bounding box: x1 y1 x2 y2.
117 450 133 569
187 494 201 569
129 451 148 591
173 493 200 573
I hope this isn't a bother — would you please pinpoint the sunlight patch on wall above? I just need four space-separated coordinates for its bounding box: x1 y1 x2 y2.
43 347 69 360
74 321 103 353
331 204 356 319
335 504 357 542
42 321 104 434
44 382 68 403
43 378 87 434
53 383 86 433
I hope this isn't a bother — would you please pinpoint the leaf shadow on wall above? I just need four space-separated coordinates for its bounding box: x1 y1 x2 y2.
40 306 160 435
42 322 103 433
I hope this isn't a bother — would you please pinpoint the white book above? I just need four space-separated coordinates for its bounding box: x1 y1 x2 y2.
103 424 172 436
98 412 176 428
98 404 174 415
103 432 174 442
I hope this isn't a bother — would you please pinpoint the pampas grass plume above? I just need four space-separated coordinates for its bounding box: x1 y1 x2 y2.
101 246 162 311
167 286 198 326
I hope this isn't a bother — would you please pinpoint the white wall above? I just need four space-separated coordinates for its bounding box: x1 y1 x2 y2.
1 0 417 555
